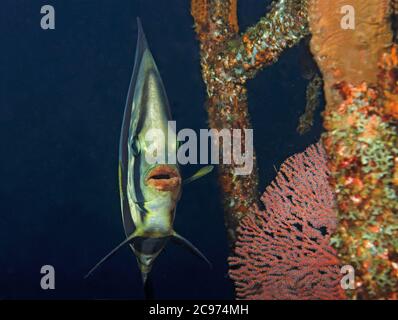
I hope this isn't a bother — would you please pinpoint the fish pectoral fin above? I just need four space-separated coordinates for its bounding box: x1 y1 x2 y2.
84 231 138 279
171 232 212 269
183 165 214 185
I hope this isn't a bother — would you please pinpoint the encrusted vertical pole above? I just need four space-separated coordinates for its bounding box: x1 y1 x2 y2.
191 0 309 245
309 0 398 299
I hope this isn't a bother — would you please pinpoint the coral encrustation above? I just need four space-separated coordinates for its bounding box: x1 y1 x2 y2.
323 46 398 299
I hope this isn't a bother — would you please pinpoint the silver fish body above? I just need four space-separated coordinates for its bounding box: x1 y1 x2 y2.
86 19 210 285
119 19 181 280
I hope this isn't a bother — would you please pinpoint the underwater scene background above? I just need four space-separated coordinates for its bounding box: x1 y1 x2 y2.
2 0 326 299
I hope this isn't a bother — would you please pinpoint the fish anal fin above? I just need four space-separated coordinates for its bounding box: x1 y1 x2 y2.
171 232 212 269
84 231 139 279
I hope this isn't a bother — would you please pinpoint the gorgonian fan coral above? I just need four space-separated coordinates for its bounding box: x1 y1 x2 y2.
229 143 345 300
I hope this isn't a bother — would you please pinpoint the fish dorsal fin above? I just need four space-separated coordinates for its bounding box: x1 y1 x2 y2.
183 165 214 185
120 18 149 150
171 232 212 268
84 231 139 279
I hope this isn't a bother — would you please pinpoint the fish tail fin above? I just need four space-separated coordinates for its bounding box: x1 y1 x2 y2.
171 232 212 269
143 274 155 300
84 232 138 279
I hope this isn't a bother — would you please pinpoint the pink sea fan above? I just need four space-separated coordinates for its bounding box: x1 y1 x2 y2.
228 142 345 300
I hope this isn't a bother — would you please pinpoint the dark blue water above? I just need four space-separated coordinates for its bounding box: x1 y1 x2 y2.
1 0 322 299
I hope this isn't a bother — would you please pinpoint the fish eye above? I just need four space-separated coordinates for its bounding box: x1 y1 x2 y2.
131 138 141 156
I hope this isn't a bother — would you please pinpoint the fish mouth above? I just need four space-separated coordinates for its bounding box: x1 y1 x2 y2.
145 165 181 192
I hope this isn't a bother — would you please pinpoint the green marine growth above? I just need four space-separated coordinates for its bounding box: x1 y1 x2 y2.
323 80 398 299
